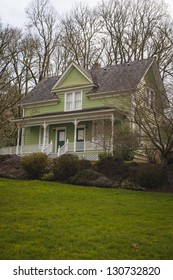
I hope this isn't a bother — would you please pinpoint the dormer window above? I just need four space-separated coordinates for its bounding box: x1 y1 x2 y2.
65 91 82 111
145 87 155 108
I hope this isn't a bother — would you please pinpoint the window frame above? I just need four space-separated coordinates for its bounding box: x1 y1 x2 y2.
64 90 82 112
145 87 155 108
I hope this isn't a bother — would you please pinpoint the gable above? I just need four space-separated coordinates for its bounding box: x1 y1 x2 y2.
52 64 93 91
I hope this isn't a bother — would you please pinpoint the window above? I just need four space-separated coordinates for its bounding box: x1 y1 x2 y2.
65 91 82 111
145 87 155 108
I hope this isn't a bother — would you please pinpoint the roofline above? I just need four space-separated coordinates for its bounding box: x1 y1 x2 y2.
18 99 59 107
137 57 155 88
51 62 93 91
52 83 95 93
12 108 118 124
87 88 135 98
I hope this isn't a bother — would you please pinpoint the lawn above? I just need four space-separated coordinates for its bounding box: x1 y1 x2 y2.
0 178 173 260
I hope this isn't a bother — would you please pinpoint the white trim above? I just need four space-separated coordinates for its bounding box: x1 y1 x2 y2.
52 84 93 93
52 62 93 91
145 86 155 108
19 99 59 107
76 125 86 151
87 90 133 99
137 58 155 89
64 90 82 112
55 127 67 153
13 109 117 127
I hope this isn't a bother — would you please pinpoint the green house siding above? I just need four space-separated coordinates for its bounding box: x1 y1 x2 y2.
24 126 40 145
55 67 91 89
24 91 131 117
24 103 61 117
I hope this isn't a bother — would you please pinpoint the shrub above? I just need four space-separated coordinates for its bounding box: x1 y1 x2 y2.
79 159 92 170
98 152 112 160
21 153 49 179
53 154 79 181
0 155 27 179
137 164 163 189
93 176 113 188
121 180 145 191
113 148 135 161
145 147 161 164
68 169 102 186
41 172 55 181
94 156 128 180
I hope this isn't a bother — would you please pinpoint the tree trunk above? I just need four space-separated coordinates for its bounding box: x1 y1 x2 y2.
161 157 169 188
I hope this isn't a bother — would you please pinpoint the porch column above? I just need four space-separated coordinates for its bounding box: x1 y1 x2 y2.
21 127 25 154
111 114 115 153
43 122 47 148
73 119 79 152
16 127 21 155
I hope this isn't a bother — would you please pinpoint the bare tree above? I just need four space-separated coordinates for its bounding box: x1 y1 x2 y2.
25 0 60 81
98 0 173 80
60 4 105 69
131 82 173 186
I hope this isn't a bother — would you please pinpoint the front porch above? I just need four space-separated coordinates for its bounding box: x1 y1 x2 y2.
0 140 106 161
1 107 125 160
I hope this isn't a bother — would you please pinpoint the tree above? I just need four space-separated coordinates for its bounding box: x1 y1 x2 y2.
98 0 173 79
25 0 60 81
59 4 104 69
131 82 172 186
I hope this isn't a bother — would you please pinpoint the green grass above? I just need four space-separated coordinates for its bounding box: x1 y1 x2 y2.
0 178 173 260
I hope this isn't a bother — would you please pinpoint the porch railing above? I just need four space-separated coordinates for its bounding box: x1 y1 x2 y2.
42 141 53 154
0 146 17 155
58 140 104 155
0 143 52 155
58 140 69 156
0 141 105 156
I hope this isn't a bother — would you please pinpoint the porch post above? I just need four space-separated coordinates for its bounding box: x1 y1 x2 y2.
74 119 78 152
16 127 21 155
43 122 47 149
21 127 25 154
111 114 115 154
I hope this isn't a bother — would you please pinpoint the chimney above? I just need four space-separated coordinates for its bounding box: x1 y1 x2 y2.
92 62 101 70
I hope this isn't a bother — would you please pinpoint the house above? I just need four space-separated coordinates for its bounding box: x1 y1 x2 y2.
0 57 164 160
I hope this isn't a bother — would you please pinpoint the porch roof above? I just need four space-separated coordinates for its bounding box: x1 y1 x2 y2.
13 107 126 126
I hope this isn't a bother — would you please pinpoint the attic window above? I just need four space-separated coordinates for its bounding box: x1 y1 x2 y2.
65 91 82 111
145 87 155 108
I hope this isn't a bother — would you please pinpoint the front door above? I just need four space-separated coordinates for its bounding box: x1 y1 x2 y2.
76 128 84 151
57 130 65 150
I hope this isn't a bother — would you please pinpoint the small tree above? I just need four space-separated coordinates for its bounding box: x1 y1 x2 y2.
131 83 172 186
114 122 140 160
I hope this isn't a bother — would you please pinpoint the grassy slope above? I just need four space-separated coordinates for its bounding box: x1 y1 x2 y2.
0 178 173 260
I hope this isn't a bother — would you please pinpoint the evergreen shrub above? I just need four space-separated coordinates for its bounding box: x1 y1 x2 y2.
53 154 79 180
21 152 49 179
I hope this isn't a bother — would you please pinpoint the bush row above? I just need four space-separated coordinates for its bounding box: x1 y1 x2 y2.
19 153 164 189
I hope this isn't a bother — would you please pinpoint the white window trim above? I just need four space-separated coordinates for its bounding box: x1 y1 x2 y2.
145 87 155 108
76 125 86 151
64 91 82 112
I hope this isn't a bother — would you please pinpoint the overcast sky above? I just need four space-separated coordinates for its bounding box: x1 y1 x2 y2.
0 0 173 28
0 0 101 28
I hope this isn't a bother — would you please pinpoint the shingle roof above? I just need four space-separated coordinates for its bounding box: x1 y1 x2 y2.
20 58 154 105
20 76 60 104
90 58 153 93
